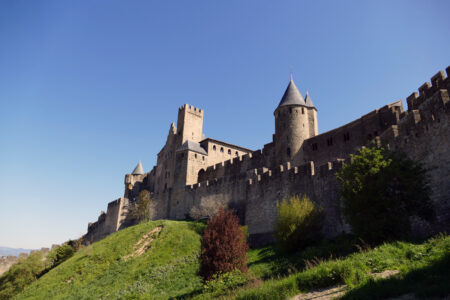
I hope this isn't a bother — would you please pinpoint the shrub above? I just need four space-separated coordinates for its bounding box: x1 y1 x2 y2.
336 146 435 244
46 245 74 268
200 207 249 280
275 195 324 252
189 198 220 221
0 252 44 300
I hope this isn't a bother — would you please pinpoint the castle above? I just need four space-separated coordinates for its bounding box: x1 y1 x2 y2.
84 67 450 246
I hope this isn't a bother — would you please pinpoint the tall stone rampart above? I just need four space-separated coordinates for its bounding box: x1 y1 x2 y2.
83 66 450 246
381 68 450 233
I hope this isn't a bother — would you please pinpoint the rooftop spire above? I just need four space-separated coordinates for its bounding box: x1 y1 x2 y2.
277 75 305 107
304 91 315 107
132 161 144 175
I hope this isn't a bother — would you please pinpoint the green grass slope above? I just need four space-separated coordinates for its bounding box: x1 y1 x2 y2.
15 220 205 300
10 219 450 300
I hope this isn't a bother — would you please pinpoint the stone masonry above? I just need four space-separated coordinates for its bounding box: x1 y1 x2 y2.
84 67 450 246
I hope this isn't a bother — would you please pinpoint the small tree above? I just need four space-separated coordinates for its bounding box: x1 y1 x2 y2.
46 245 74 268
129 190 151 223
336 146 435 244
200 207 248 280
275 195 324 252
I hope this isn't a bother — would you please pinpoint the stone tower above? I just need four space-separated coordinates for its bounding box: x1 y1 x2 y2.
124 161 145 201
273 76 317 165
177 104 204 144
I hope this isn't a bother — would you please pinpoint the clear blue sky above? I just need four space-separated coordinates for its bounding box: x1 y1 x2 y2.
0 1 449 249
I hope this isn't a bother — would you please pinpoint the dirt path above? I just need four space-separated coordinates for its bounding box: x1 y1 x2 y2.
291 270 401 300
123 225 163 260
291 285 347 300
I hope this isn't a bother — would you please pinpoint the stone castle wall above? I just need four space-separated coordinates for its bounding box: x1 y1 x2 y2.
84 67 450 246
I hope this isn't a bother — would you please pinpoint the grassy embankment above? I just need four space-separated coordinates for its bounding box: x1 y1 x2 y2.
3 220 449 299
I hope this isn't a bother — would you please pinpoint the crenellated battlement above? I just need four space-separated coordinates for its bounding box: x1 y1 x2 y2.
406 67 450 111
382 88 449 149
178 103 204 115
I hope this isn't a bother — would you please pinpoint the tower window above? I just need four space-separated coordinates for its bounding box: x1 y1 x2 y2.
195 153 197 158
302 107 305 114
343 132 350 142
327 137 333 146
220 147 224 153
235 151 239 156
228 149 231 155
312 143 318 151
202 156 205 161
286 147 291 157
213 145 216 151
289 107 292 113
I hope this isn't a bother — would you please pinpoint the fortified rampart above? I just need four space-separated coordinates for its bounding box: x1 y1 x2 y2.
84 66 450 246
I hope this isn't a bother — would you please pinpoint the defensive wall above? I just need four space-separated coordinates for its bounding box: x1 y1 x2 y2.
84 66 450 246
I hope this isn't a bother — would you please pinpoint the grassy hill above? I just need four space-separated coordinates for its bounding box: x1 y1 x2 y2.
4 220 449 299
15 220 205 300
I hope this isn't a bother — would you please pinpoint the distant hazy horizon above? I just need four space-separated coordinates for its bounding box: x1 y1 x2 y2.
1 0 449 248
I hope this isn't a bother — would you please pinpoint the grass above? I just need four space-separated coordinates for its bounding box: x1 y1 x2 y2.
231 233 450 300
5 219 449 300
14 220 205 300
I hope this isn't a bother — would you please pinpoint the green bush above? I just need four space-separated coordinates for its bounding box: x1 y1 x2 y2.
46 244 74 267
0 252 46 300
275 195 324 252
336 146 435 244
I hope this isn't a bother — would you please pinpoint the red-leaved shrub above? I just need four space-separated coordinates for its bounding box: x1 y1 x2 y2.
200 207 249 280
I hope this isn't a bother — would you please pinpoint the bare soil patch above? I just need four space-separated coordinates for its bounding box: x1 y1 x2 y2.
124 225 163 259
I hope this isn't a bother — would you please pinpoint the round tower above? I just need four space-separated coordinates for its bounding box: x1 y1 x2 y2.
273 76 317 165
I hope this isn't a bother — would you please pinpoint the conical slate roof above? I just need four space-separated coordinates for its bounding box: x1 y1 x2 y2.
304 91 315 107
277 76 305 107
132 161 144 175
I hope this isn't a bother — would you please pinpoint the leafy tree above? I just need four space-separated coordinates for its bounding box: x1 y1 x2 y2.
200 208 248 280
336 146 435 244
275 195 324 252
46 245 74 268
129 189 152 223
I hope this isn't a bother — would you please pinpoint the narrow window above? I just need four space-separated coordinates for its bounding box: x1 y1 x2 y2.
213 145 216 151
202 156 205 161
220 147 224 153
327 138 333 146
343 132 350 142
289 107 292 113
228 149 231 155
235 151 239 156
286 147 291 157
302 107 305 114
195 153 197 159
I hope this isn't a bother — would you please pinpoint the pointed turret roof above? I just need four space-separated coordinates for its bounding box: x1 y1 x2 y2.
277 75 305 107
304 91 315 107
132 161 144 175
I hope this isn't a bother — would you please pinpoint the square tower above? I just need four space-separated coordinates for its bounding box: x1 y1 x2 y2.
177 104 204 144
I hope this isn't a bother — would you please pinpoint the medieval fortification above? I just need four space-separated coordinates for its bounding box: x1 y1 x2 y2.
84 67 450 246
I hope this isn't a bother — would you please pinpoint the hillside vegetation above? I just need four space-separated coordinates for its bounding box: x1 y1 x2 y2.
4 220 449 299
14 220 205 300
